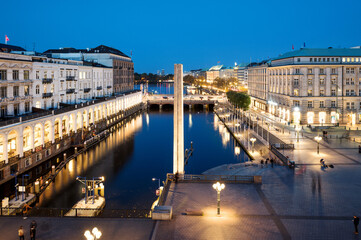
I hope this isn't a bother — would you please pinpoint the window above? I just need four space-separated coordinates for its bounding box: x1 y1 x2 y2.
308 68 313 74
319 68 324 74
36 71 39 79
25 102 30 112
293 79 299 86
12 70 19 80
346 78 350 85
346 90 350 96
51 71 54 79
297 58 300 62
36 85 40 94
14 103 19 115
351 78 355 85
359 89 361 96
359 68 361 74
60 70 63 77
0 70 7 80
308 79 313 85
323 58 326 62
24 86 29 96
293 100 300 107
320 101 325 108
0 106 7 117
13 86 19 97
331 58 334 62
347 102 350 109
335 58 338 62
320 79 325 85
295 69 300 74
308 89 313 96
351 68 355 74
327 58 330 62
331 89 336 96
310 58 313 62
294 89 299 96
308 101 313 108
320 89 325 96
0 87 7 98
351 90 355 96
331 101 336 108
331 78 336 85
351 102 355 109
24 70 29 80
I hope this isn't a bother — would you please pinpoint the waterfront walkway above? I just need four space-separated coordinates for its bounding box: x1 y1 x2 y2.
0 217 154 240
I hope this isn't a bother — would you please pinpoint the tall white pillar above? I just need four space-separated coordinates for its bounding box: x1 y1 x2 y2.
4 133 8 164
173 64 184 175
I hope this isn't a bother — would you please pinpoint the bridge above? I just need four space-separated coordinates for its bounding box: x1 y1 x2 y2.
146 94 226 110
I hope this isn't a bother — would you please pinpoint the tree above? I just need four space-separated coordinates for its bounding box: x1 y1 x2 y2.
213 77 227 89
183 75 195 84
226 91 251 110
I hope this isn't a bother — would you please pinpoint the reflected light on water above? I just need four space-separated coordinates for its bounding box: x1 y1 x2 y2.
189 114 193 128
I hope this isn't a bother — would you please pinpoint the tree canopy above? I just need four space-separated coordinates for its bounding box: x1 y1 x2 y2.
226 91 251 110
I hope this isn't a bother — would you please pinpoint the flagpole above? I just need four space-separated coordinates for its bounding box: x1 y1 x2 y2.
5 36 7 45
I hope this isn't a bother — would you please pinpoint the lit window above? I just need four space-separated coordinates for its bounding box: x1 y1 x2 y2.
343 58 346 62
347 58 350 62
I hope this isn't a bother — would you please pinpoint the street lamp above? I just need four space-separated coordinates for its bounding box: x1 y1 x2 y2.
212 182 225 216
250 138 256 153
84 227 102 240
295 126 301 143
152 178 160 189
314 136 322 154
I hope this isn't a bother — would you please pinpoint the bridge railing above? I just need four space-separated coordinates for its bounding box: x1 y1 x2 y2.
166 173 261 183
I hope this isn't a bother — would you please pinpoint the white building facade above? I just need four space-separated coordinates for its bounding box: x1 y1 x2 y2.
248 48 361 125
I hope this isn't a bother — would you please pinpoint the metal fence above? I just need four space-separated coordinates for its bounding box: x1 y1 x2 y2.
0 207 151 218
167 173 257 183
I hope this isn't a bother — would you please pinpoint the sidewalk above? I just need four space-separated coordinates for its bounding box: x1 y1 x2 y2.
0 217 154 240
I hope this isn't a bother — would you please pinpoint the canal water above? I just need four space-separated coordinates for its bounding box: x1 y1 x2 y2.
38 84 250 209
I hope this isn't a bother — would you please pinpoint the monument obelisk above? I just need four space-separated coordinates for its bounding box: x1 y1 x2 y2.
173 64 184 175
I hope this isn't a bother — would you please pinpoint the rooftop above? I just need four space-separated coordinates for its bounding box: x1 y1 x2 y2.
273 47 361 60
44 45 130 58
0 43 26 52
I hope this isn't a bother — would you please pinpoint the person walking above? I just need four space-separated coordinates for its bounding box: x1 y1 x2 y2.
30 226 35 240
353 216 359 234
18 226 25 240
270 158 274 168
30 220 37 240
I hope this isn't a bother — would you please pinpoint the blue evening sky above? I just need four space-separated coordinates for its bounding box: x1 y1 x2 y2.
1 0 360 74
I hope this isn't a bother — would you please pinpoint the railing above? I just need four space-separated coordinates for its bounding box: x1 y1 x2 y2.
42 93 53 98
270 145 288 166
84 88 91 93
97 86 103 90
42 78 53 84
66 76 76 81
166 173 258 183
272 143 294 149
66 89 75 94
0 207 151 218
8 155 19 164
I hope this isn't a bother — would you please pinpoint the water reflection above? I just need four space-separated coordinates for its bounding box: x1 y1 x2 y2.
38 114 143 208
38 110 250 209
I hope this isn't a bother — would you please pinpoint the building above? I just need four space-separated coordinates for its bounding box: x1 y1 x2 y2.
44 45 134 94
0 50 113 119
234 63 248 86
248 48 361 125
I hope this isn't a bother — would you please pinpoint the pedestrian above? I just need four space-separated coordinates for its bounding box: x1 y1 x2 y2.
353 216 359 234
358 145 361 154
30 220 37 240
270 158 274 168
18 226 24 240
30 226 35 240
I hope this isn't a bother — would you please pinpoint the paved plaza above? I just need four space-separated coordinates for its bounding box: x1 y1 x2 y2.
0 217 154 240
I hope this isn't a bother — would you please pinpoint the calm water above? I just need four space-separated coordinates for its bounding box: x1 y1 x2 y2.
38 85 249 209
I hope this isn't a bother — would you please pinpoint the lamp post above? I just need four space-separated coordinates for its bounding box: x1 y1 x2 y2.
295 126 301 143
314 136 322 154
152 178 160 189
212 182 225 216
84 227 102 240
250 138 256 153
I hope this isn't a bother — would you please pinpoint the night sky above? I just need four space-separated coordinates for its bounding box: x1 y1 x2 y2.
1 0 361 73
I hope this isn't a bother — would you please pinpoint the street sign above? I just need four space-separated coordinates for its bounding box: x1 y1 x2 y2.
18 186 26 192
